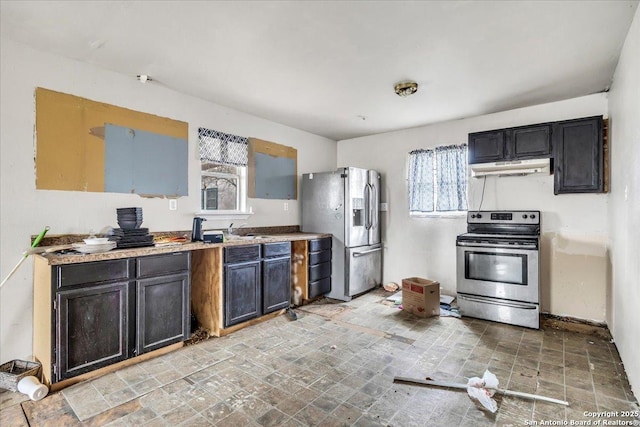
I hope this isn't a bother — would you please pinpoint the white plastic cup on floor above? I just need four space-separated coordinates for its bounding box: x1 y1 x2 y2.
17 375 48 401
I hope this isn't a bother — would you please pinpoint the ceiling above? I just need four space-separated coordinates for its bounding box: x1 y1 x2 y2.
1 1 637 141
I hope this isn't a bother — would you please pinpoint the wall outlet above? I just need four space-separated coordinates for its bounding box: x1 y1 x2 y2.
380 202 388 212
284 202 289 211
169 199 177 210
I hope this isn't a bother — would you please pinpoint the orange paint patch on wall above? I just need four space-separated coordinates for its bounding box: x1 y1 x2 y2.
35 88 188 192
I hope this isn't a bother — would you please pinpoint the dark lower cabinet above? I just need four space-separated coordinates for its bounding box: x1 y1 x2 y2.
51 252 190 382
308 237 332 298
224 260 261 327
223 243 291 327
553 116 603 194
56 282 129 381
136 273 190 355
263 256 291 314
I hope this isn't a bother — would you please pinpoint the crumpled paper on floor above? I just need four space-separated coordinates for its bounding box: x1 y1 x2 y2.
466 369 499 412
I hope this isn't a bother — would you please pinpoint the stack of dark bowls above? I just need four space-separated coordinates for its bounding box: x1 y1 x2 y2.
117 207 143 229
112 207 154 248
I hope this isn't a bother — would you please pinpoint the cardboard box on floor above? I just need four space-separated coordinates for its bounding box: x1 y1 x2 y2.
402 277 440 318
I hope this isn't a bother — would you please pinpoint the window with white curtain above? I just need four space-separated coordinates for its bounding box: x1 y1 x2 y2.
198 127 248 212
408 144 468 215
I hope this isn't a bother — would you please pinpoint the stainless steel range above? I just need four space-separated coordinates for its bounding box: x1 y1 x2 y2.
456 210 541 329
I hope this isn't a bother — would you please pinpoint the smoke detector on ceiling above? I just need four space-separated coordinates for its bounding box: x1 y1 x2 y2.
137 74 152 83
394 81 418 97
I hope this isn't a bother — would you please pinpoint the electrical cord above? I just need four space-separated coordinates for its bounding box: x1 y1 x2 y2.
478 176 487 212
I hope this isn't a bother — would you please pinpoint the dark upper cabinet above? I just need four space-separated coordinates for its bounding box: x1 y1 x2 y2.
469 124 551 164
553 116 603 194
468 130 506 163
507 125 552 159
136 272 190 355
56 282 129 380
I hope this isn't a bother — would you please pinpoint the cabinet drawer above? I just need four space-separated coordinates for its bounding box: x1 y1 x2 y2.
263 242 291 258
308 237 331 252
309 261 331 282
58 259 130 288
137 252 190 277
224 244 261 264
308 249 331 266
309 277 331 298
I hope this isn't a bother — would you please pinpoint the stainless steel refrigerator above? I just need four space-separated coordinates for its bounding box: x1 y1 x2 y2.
302 167 382 301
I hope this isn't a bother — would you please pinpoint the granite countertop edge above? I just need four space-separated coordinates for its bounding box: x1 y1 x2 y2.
39 232 332 266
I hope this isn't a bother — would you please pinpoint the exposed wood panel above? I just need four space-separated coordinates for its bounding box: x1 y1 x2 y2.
33 256 52 385
35 87 187 193
248 137 297 199
291 240 308 304
190 248 223 336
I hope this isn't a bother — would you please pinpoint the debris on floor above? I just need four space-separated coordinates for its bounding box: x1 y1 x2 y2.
285 307 298 321
383 282 399 292
184 326 210 346
394 369 569 413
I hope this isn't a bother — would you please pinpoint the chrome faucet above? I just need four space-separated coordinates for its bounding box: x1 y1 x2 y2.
228 223 248 235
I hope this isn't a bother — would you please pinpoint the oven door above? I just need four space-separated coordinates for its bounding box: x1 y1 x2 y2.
456 242 539 303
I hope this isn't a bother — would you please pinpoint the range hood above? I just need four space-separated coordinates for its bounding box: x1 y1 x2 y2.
470 158 550 177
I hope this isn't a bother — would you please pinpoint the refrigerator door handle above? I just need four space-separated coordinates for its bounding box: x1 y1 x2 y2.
371 183 378 230
353 246 382 257
364 183 372 230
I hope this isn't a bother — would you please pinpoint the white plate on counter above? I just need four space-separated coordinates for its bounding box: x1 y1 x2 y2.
72 241 117 254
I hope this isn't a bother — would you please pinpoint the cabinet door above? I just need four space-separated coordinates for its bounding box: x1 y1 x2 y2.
56 282 129 381
136 273 190 355
507 125 551 159
553 117 603 194
263 256 291 314
468 131 506 164
224 261 261 327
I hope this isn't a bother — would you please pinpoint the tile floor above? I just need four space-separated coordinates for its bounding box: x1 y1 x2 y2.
1 289 639 426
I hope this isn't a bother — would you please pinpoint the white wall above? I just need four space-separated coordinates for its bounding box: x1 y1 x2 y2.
608 5 640 400
338 94 609 322
0 39 337 362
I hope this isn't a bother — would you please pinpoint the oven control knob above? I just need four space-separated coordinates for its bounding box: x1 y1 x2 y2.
471 214 476 218
530 214 536 219
476 213 482 219
522 214 528 219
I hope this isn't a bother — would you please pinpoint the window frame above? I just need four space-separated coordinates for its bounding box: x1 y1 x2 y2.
198 128 252 219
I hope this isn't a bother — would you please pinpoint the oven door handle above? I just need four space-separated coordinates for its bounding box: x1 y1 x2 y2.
456 241 537 250
458 295 537 310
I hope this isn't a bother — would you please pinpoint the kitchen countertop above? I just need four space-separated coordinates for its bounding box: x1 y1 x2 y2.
38 232 331 266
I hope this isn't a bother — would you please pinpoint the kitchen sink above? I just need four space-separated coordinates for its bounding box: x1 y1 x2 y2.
226 235 272 241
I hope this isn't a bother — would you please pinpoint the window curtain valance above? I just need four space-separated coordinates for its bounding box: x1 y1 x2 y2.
198 127 248 166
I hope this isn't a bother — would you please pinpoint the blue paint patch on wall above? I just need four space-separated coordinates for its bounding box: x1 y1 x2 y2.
104 124 188 196
254 152 296 199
